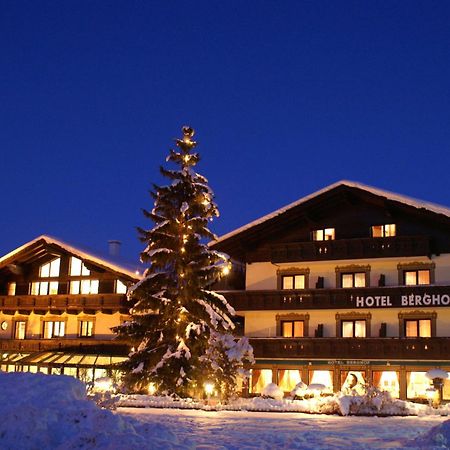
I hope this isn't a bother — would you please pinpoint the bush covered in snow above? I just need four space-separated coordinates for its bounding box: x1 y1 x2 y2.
261 383 284 400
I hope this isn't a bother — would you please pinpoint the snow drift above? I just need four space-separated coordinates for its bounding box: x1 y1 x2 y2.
0 372 178 449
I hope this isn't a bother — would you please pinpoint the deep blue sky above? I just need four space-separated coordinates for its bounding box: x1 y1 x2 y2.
1 1 450 262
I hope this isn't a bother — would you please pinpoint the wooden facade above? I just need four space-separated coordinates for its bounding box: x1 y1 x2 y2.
0 235 139 380
211 181 450 400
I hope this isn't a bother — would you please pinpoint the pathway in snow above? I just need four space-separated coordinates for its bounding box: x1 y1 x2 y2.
118 407 448 449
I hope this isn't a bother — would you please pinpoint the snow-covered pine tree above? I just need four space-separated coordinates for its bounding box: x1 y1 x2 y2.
115 126 250 397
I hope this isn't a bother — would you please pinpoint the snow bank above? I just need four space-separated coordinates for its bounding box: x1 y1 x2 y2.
410 418 450 448
0 372 178 449
261 383 284 400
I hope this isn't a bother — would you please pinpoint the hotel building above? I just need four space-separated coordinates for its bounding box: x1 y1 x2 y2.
0 235 139 382
211 181 450 401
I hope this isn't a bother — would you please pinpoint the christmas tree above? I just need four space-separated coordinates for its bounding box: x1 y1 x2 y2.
115 126 253 398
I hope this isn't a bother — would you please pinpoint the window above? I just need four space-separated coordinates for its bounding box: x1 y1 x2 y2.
372 224 396 238
7 282 16 296
312 228 335 241
336 312 371 337
398 262 435 286
405 319 431 337
69 279 99 295
282 275 305 290
342 320 366 337
398 311 436 338
116 280 127 294
404 270 430 286
14 321 26 340
70 257 90 276
79 320 94 337
30 281 59 295
42 321 65 339
40 258 61 278
281 320 304 337
341 272 366 288
276 313 310 337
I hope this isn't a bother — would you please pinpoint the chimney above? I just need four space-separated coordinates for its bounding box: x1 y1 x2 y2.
108 240 121 257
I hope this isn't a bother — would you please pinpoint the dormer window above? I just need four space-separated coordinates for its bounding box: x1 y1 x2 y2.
312 228 335 241
372 224 396 238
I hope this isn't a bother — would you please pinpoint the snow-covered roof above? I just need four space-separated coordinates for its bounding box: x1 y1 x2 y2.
213 180 450 245
0 235 142 280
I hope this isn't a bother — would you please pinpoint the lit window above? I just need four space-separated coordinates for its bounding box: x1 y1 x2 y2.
79 320 94 337
372 224 396 238
342 320 366 337
407 371 429 399
310 370 333 393
39 258 60 278
282 275 305 290
14 321 26 340
250 369 273 394
7 282 16 296
30 281 59 295
116 280 127 294
281 320 304 337
70 279 99 295
278 370 302 392
312 228 335 241
43 321 65 339
404 270 430 286
405 319 431 337
374 371 400 398
70 257 90 276
341 272 366 288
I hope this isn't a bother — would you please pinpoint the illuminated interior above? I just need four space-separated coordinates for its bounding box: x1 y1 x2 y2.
310 370 333 392
251 369 273 393
282 275 305 290
30 281 59 295
70 257 90 276
407 371 430 399
312 228 335 241
278 369 302 392
116 280 127 294
40 258 61 278
374 371 400 398
7 282 16 296
70 279 99 295
372 224 396 238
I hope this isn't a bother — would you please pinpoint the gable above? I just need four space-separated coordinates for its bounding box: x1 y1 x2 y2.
211 182 450 262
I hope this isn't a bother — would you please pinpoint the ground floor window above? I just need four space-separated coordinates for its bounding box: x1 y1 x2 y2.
340 371 366 395
250 369 273 394
373 371 400 398
443 374 450 401
407 371 430 399
309 370 333 393
278 369 302 392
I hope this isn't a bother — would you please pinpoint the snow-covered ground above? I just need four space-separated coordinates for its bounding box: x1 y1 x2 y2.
1 372 450 449
119 407 448 449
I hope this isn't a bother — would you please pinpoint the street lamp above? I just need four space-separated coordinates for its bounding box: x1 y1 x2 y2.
425 369 449 407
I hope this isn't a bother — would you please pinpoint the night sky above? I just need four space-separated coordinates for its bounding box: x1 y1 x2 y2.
1 1 450 262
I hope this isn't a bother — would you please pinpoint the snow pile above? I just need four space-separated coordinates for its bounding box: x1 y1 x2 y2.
261 382 284 400
410 418 450 448
0 373 179 449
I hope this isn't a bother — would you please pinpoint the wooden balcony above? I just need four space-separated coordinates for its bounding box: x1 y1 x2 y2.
222 285 450 311
269 235 430 263
0 294 129 315
250 337 450 361
0 338 129 354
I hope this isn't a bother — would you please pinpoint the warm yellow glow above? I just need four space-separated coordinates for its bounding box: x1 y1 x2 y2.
278 370 302 392
251 369 273 394
7 282 16 296
310 370 333 393
148 382 157 395
40 258 61 278
135 270 140 275
426 387 437 399
407 371 430 399
116 280 127 294
94 377 113 393
204 382 214 396
70 257 90 276
378 371 400 398
183 155 190 163
181 247 186 253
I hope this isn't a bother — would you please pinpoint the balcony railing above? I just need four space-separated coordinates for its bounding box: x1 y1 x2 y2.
249 337 450 361
221 285 450 311
269 235 430 263
0 294 129 314
0 338 129 354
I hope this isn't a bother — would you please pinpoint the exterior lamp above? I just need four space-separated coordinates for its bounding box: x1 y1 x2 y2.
204 382 214 405
148 382 157 396
93 377 114 393
221 263 232 276
426 369 449 407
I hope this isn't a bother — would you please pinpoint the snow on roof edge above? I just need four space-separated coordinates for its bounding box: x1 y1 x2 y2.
0 235 142 279
212 180 450 245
